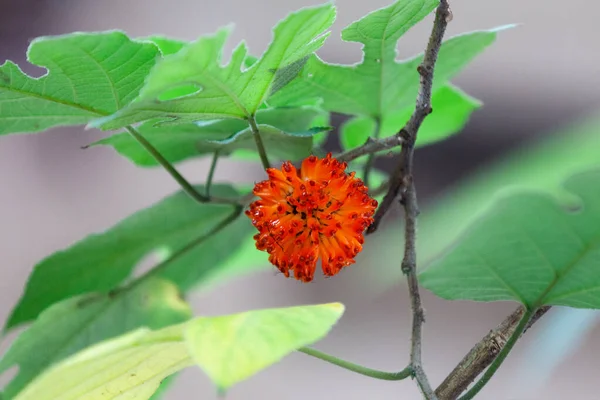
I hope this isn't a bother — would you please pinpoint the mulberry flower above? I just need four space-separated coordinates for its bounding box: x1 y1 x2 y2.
246 153 378 282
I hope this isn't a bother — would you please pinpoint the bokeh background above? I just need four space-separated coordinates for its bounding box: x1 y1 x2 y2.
1 0 599 399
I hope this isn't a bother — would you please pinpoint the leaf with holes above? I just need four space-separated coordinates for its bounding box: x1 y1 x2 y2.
270 0 505 149
92 4 335 130
92 106 328 166
420 170 600 309
12 303 343 400
0 279 191 399
5 185 250 330
0 32 160 135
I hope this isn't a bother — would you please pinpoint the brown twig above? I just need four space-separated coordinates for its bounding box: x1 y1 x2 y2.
367 0 451 235
364 1 452 399
337 135 403 164
436 306 551 400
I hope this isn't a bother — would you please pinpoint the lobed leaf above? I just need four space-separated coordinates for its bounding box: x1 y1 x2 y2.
0 279 191 399
92 4 336 130
270 0 503 148
420 170 600 309
5 185 251 330
0 32 159 135
12 303 344 400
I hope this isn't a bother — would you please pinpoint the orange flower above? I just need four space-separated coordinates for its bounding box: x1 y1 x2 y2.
246 153 378 282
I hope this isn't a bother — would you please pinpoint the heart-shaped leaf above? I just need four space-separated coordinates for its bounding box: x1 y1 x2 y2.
420 170 600 309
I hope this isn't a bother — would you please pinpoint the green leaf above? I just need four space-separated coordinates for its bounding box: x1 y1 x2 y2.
420 170 600 309
0 32 160 135
141 36 187 56
196 234 271 289
92 106 327 166
340 85 480 152
383 85 481 148
271 0 503 147
93 4 336 130
6 185 249 330
0 279 190 399
157 213 254 293
340 116 376 151
185 303 344 390
418 115 600 269
13 303 344 400
147 375 177 400
368 114 600 291
13 325 192 400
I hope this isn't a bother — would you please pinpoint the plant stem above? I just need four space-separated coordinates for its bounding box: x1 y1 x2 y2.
206 151 220 198
457 309 535 400
248 116 271 170
125 126 210 204
362 118 381 188
436 306 550 399
126 206 242 291
298 347 412 381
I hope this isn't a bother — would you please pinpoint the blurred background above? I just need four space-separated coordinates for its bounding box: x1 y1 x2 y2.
1 0 599 399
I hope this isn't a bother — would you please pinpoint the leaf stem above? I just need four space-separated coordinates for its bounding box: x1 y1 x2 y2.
298 347 412 381
457 309 535 400
362 118 381 188
125 126 210 203
206 151 220 198
125 205 242 291
247 116 271 170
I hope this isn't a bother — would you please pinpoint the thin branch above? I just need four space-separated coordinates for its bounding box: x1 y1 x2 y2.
436 306 551 400
125 126 210 204
206 151 220 198
248 116 271 170
362 2 451 399
458 308 535 400
298 347 412 381
125 126 237 206
368 0 451 234
403 179 436 398
356 0 451 400
337 135 403 164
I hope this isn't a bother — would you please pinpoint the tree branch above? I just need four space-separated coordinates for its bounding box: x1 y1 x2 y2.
364 2 452 399
337 135 403 164
436 306 551 400
367 0 451 235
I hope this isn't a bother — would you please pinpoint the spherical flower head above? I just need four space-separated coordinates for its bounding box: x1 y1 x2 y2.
246 153 378 282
